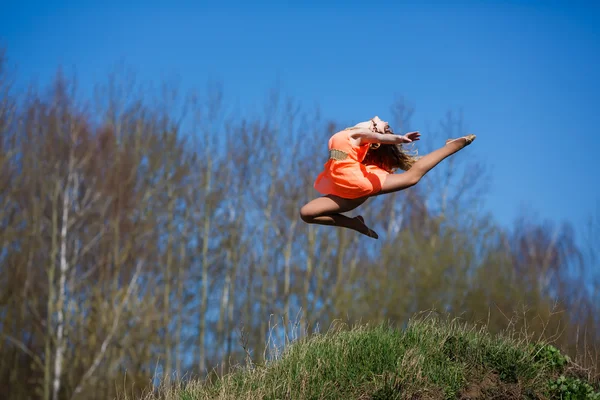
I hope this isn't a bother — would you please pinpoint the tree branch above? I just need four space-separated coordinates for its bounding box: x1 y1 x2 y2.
70 259 143 399
2 334 45 370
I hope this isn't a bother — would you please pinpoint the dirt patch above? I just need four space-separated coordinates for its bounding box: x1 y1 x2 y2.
459 373 524 399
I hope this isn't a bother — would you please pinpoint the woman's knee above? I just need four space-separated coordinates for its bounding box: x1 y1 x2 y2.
299 205 315 222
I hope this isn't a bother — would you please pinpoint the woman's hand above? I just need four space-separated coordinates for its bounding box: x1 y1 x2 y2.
401 131 421 143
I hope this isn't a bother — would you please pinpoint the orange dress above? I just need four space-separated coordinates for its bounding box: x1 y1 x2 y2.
313 129 390 199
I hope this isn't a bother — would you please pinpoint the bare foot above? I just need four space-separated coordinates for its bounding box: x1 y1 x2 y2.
446 134 476 147
354 215 379 239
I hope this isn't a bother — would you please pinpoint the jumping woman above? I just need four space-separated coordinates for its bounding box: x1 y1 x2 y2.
299 116 476 239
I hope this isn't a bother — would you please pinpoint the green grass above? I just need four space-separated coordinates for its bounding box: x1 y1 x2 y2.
127 314 599 400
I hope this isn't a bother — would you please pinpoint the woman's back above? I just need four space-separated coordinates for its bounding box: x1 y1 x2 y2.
327 129 368 162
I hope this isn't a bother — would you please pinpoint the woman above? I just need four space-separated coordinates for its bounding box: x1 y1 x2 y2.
299 116 476 238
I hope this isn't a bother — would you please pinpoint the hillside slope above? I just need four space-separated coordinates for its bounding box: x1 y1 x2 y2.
131 315 599 399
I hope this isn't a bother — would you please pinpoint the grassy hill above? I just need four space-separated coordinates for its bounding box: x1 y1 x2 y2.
128 314 599 399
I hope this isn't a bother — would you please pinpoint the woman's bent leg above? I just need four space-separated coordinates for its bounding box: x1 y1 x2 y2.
299 195 378 238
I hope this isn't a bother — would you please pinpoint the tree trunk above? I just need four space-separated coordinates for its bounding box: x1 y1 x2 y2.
175 204 189 377
217 249 231 374
45 181 61 400
198 156 212 375
283 219 298 334
163 184 175 381
53 155 74 400
259 180 275 362
302 221 315 334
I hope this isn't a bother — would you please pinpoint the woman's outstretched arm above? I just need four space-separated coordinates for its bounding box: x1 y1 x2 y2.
349 128 421 146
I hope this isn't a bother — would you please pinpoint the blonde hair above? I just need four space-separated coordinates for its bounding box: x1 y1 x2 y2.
363 141 419 172
344 125 419 173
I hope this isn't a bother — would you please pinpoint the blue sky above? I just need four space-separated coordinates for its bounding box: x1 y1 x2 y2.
2 0 599 232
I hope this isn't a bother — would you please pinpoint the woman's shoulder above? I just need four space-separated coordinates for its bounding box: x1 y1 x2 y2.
332 127 363 139
328 130 365 153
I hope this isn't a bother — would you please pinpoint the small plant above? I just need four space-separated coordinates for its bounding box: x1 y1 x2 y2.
532 343 569 372
548 375 600 399
179 391 196 400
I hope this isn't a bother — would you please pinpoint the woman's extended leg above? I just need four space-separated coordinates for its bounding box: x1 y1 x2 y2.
378 134 476 195
299 194 378 238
